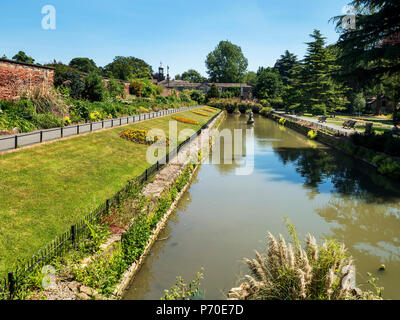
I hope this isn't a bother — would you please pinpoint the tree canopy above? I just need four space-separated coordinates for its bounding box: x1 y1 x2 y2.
102 56 153 81
12 51 35 64
69 57 99 74
332 0 400 85
205 41 248 83
274 50 298 85
177 69 206 83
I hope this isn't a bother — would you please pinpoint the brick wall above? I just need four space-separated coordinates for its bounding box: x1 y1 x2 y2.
0 59 54 100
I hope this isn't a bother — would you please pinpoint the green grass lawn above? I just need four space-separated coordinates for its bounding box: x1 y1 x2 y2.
0 109 218 276
301 114 393 134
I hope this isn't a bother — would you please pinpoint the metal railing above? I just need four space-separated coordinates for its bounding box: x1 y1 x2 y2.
0 109 222 299
0 106 202 152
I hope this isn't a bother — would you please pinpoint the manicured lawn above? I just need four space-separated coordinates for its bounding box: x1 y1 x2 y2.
301 114 393 134
0 108 218 276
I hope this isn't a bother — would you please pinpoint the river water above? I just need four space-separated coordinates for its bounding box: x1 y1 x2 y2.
123 114 400 300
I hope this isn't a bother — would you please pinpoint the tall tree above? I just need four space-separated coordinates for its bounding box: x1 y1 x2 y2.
243 71 258 87
12 51 35 64
300 30 348 114
332 0 400 84
179 69 206 83
274 50 298 85
69 57 99 74
103 56 153 81
205 41 248 83
255 67 284 100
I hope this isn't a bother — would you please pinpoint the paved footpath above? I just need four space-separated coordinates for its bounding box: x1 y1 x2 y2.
274 111 356 136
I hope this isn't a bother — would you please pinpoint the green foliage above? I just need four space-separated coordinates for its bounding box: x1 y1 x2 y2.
69 57 98 73
205 40 248 83
260 106 273 117
122 214 152 264
12 51 35 64
48 63 85 99
83 72 105 102
255 67 284 100
161 268 204 300
106 78 125 99
307 129 318 140
208 98 261 114
352 92 366 114
103 56 153 80
274 50 298 85
178 69 205 83
189 90 206 104
278 117 286 125
33 113 63 129
333 0 400 86
129 78 162 98
206 83 220 101
351 132 400 157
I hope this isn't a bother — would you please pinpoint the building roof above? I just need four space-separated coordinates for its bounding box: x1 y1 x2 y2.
0 58 55 70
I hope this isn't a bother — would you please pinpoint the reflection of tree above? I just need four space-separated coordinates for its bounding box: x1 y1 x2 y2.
274 148 336 189
316 196 400 298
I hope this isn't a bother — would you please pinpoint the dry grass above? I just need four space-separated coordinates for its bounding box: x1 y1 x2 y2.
231 224 382 300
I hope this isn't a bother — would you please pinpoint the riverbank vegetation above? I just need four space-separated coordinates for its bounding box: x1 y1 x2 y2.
0 110 213 277
229 221 383 300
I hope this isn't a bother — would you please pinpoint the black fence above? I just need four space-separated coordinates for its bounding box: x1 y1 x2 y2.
0 109 222 299
0 106 202 152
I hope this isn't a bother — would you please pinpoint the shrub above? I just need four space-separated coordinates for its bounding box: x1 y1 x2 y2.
351 132 400 158
107 78 125 99
172 117 199 125
311 104 327 116
82 72 105 102
190 90 205 104
63 116 72 126
278 117 286 125
307 130 318 140
33 113 63 129
260 107 273 117
231 222 382 300
20 87 67 115
0 112 36 133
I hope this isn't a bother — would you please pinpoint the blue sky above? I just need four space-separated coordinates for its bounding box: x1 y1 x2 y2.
0 0 349 77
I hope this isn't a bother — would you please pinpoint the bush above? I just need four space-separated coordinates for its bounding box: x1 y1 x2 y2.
351 132 400 157
208 98 262 114
260 107 273 117
107 78 125 99
33 113 63 129
82 72 105 102
231 221 382 300
278 117 286 125
190 90 205 104
307 130 318 140
311 104 327 116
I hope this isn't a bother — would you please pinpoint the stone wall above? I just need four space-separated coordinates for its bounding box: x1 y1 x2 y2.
0 59 54 100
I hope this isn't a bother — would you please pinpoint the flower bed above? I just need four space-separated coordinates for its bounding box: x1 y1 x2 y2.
191 111 209 117
120 129 170 146
201 108 216 113
172 116 199 125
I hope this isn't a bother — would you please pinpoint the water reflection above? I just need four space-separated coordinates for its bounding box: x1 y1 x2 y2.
124 114 400 300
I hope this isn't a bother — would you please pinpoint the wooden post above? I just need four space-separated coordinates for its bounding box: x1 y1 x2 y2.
14 135 17 149
8 272 15 299
40 131 43 143
71 225 76 246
